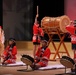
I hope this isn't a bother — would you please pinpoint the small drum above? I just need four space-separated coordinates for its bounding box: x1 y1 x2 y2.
21 54 34 65
60 56 75 69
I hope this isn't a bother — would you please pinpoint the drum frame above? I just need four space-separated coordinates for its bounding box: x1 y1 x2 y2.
42 28 70 61
21 55 34 72
60 56 76 74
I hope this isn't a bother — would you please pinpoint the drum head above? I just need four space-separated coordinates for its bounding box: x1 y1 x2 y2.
21 57 33 65
21 55 34 65
60 56 75 68
41 17 51 28
60 15 70 33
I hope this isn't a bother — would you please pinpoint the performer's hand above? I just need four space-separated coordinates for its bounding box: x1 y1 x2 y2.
66 33 71 38
41 57 48 61
34 57 40 60
36 14 38 18
8 51 12 56
70 20 73 24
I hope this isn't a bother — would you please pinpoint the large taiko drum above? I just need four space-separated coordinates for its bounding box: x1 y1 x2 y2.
21 54 34 65
41 15 71 33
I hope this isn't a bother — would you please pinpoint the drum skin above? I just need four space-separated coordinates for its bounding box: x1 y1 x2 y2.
41 15 70 33
60 56 75 68
21 55 34 65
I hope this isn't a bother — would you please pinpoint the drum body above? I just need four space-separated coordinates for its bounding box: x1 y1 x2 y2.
21 55 34 65
60 56 75 68
41 15 70 33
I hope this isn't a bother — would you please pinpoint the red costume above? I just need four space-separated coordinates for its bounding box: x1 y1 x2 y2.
35 46 51 67
2 46 17 64
66 24 76 59
66 25 76 44
32 23 44 44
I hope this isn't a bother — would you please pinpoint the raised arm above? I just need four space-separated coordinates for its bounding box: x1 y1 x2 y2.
34 6 39 24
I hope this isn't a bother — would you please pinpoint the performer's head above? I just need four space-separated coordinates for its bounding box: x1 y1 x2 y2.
41 40 48 47
8 38 16 47
73 20 76 27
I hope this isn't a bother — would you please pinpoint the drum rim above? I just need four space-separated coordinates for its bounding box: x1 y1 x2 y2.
60 58 74 68
21 55 34 63
62 56 75 65
59 15 70 33
60 56 75 68
21 57 33 65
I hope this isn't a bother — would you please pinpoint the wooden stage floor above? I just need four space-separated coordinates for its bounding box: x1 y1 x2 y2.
0 42 74 75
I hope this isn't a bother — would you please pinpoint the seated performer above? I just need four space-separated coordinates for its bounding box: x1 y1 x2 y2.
31 39 51 70
1 38 17 65
32 14 44 58
66 20 76 72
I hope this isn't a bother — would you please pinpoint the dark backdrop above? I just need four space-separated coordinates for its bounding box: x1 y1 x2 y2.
0 0 2 27
33 0 70 42
2 0 70 41
33 0 64 23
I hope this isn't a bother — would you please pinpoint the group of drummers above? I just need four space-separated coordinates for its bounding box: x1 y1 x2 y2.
0 14 51 70
0 14 76 72
32 14 76 71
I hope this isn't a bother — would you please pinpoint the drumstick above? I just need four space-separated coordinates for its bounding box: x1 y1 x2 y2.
36 6 39 18
37 6 38 15
35 6 39 23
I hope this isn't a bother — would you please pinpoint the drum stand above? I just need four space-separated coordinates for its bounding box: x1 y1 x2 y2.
25 64 34 72
17 64 34 72
62 67 76 75
43 28 70 61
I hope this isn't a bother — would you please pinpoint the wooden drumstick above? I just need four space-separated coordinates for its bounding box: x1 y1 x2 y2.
36 6 39 17
37 6 38 15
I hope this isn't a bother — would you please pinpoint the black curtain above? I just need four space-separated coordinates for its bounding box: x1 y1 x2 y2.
3 0 69 41
33 0 71 42
0 0 2 27
33 0 64 23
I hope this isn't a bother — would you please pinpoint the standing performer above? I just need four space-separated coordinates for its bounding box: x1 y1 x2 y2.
31 39 51 70
0 26 5 62
66 20 76 63
1 38 17 65
32 6 44 58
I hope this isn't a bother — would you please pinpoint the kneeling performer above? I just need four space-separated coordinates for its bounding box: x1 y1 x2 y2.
1 38 17 65
30 39 51 70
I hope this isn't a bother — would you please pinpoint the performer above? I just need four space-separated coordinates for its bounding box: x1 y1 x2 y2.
31 39 51 70
0 26 5 62
32 14 44 58
1 38 17 65
66 20 76 63
66 20 76 73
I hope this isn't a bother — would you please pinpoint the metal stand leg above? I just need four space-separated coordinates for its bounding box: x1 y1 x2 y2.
26 65 28 70
17 64 34 72
65 67 66 74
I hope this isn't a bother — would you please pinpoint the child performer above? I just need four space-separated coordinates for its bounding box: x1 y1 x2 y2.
32 6 44 58
32 14 44 58
31 39 51 70
66 20 76 63
1 38 17 65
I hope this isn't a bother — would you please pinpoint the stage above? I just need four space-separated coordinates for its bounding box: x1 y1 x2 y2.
0 41 74 75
